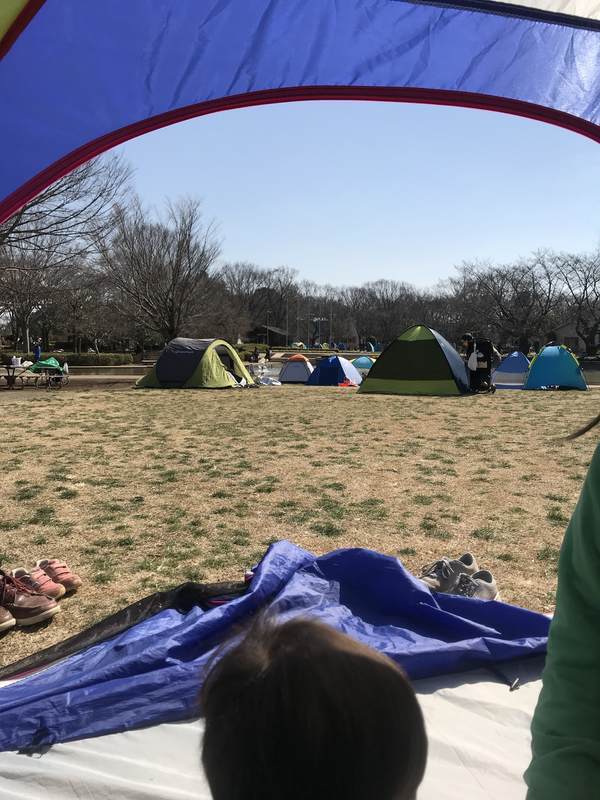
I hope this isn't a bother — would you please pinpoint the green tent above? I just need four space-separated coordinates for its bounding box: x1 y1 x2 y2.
358 325 470 396
136 338 254 389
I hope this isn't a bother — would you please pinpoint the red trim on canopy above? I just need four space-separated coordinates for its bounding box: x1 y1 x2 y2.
2 84 600 224
0 0 46 60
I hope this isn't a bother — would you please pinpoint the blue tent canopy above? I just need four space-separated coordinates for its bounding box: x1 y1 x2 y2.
307 355 363 386
2 1 600 223
352 356 375 370
492 351 530 389
524 346 588 390
0 541 549 752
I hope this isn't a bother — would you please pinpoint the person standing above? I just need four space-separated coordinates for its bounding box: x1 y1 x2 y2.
460 333 478 391
33 338 42 362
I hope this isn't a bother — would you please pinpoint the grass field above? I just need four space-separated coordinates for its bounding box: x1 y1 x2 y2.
1 384 599 666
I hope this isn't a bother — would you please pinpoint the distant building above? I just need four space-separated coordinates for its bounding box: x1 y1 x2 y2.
552 321 596 354
246 324 288 347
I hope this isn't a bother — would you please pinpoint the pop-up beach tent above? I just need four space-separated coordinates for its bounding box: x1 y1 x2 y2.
3 1 600 226
137 338 254 389
0 542 549 800
278 354 314 383
359 325 470 396
492 351 530 389
352 355 375 374
307 355 362 386
524 345 588 390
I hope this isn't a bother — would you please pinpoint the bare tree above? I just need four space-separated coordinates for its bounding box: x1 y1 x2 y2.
0 155 131 268
97 197 220 341
459 255 562 351
361 279 419 342
217 262 263 336
216 262 299 341
0 249 64 351
550 251 600 354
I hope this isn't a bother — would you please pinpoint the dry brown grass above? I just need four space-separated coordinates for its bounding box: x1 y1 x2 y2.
1 384 598 665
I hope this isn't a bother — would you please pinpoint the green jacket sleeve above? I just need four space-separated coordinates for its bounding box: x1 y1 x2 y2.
526 442 600 798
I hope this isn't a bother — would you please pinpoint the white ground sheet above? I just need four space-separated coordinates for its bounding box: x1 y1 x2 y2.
0 657 542 800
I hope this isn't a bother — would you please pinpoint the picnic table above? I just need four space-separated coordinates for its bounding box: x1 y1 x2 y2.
0 365 27 389
1 359 68 390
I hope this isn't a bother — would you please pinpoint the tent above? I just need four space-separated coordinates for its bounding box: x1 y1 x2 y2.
492 351 530 389
524 345 588 391
278 354 313 383
291 342 305 349
352 355 375 373
0 659 545 800
0 542 549 800
307 355 362 386
2 4 600 226
359 325 470 396
136 338 254 389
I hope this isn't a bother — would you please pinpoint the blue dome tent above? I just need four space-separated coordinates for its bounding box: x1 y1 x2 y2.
352 355 375 372
492 351 530 389
307 355 362 386
524 346 588 391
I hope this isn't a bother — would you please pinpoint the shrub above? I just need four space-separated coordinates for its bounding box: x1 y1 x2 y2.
236 343 269 360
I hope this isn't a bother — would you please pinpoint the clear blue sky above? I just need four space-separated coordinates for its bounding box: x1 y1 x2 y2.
117 100 600 289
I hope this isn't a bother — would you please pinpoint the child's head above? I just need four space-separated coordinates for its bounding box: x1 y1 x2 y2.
201 616 427 800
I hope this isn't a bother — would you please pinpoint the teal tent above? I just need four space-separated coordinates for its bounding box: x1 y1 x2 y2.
524 346 587 391
352 356 375 371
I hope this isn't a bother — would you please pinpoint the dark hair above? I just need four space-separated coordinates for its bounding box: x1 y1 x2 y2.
201 617 427 800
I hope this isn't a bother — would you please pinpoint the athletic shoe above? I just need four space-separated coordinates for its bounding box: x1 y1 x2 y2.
10 567 66 599
0 570 60 626
0 606 16 633
419 553 479 593
35 559 82 593
453 570 499 601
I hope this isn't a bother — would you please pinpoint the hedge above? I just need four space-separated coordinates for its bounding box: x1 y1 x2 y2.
236 342 269 360
3 352 134 366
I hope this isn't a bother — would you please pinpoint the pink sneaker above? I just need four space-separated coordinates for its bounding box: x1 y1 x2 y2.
35 559 83 594
0 571 60 626
10 567 66 600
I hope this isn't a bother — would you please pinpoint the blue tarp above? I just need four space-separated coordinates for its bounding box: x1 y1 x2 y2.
2 1 600 223
524 346 588 390
0 541 549 752
307 355 363 386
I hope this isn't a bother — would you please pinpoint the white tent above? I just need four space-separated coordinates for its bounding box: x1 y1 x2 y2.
278 358 314 384
0 656 541 800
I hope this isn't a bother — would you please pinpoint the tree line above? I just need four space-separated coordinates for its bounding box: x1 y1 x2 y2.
2 156 600 355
